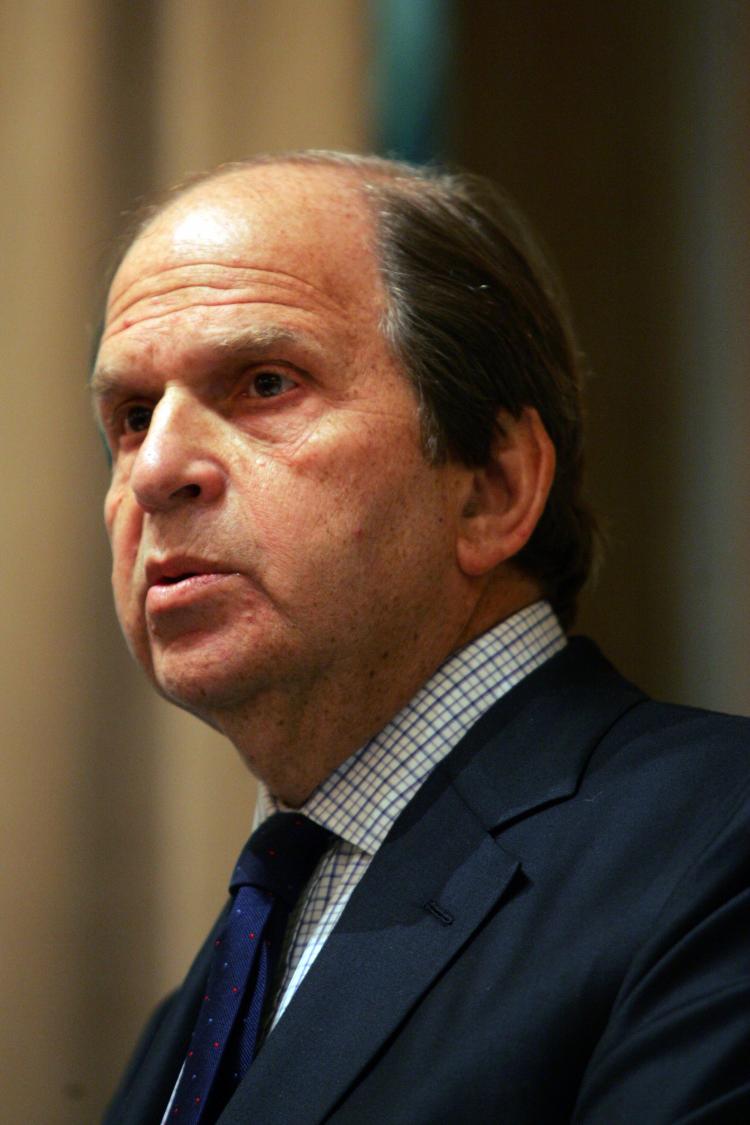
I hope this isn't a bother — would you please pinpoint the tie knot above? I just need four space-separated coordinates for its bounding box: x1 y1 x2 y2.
229 812 332 908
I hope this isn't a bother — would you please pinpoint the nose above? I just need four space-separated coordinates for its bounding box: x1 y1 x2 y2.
130 389 226 513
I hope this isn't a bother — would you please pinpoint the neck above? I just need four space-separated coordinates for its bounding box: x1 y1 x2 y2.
209 629 461 806
196 576 544 806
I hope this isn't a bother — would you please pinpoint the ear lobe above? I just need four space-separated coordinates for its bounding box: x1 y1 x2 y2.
456 407 556 578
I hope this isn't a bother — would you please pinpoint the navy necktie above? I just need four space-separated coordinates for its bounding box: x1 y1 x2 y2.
169 812 332 1123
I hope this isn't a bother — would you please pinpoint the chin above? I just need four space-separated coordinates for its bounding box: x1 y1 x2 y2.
152 659 250 715
146 631 281 720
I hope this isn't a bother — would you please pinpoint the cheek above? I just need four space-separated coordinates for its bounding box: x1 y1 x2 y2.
275 443 448 576
103 483 119 539
103 464 134 541
104 483 141 595
241 438 366 538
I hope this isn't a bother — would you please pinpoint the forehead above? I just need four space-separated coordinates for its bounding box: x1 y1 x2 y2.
105 164 385 337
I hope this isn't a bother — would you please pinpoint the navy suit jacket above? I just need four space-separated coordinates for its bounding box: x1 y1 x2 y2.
104 639 750 1123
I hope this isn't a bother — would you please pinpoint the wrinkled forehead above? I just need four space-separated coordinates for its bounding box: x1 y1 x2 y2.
107 163 386 319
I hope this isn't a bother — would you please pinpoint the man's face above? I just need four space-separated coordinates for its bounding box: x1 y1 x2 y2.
93 166 472 736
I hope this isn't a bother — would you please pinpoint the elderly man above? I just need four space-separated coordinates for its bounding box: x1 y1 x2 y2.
95 153 749 1124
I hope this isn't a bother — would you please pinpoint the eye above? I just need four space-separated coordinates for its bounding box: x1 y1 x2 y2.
247 371 297 399
121 403 153 434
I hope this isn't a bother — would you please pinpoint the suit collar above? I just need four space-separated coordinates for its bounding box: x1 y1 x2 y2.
447 636 645 831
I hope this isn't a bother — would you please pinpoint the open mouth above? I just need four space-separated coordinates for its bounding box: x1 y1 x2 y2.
158 572 199 585
144 559 236 604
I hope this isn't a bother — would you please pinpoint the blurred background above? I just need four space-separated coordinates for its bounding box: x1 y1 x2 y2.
2 1 748 1119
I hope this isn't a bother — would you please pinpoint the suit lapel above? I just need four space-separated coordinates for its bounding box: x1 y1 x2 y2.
447 636 646 832
221 775 519 1124
224 642 645 1124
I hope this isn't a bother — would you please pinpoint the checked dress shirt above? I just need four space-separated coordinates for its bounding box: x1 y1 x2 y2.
255 599 566 1034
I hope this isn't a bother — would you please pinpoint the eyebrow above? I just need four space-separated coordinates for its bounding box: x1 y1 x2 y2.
90 325 315 400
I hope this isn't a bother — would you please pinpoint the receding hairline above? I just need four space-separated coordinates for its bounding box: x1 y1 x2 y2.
119 151 454 258
123 152 564 340
93 152 421 384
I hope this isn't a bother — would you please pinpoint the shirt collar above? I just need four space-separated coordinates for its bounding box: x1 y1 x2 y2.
256 601 565 856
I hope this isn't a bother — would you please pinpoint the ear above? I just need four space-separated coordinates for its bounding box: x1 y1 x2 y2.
456 406 555 578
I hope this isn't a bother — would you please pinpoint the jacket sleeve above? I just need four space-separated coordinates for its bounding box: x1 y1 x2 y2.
573 784 750 1124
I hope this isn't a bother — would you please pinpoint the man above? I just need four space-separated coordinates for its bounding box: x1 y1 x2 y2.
95 153 750 1124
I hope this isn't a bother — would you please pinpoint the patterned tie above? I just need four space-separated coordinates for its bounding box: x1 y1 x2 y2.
169 812 332 1123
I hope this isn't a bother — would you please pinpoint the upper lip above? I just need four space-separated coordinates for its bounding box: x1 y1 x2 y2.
145 556 232 588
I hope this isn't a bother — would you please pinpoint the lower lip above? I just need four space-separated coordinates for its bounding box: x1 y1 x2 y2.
145 572 239 612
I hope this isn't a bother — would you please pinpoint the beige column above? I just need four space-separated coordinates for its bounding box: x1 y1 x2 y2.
1 3 143 1119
